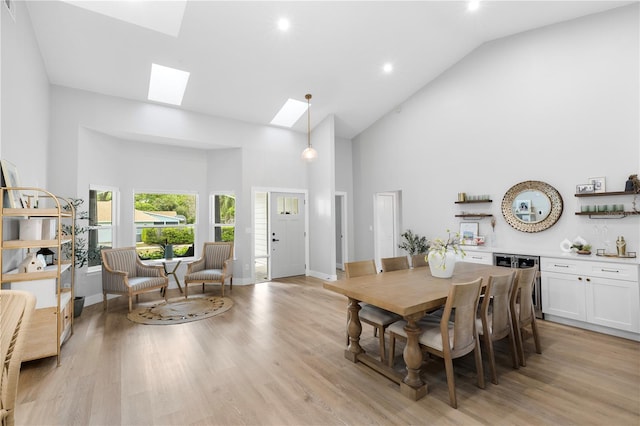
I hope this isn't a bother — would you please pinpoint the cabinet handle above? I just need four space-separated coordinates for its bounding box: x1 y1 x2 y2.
586 278 591 282
578 277 583 281
554 264 570 268
600 268 620 273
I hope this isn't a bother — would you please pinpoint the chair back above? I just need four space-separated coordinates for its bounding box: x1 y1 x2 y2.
511 267 537 326
203 242 233 269
1 290 35 426
411 254 429 268
101 247 138 277
345 260 377 278
440 278 483 357
381 256 409 272
481 271 516 339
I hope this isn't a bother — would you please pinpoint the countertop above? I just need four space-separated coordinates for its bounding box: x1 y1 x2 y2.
460 245 640 265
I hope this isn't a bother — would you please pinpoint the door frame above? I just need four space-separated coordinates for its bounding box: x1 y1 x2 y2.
252 187 308 282
335 191 348 270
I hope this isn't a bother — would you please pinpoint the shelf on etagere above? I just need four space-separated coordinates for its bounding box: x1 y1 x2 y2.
1 238 72 249
1 263 73 284
1 207 72 217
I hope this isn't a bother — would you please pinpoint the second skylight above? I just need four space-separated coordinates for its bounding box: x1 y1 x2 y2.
270 98 309 128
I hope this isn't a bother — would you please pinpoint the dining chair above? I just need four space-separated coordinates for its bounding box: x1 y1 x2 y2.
1 290 36 426
381 256 410 272
388 278 485 408
344 260 401 363
101 247 169 312
411 254 429 268
184 242 234 298
477 270 518 384
510 267 541 366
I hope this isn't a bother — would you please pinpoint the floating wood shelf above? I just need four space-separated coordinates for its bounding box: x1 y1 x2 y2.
454 200 492 204
575 191 636 197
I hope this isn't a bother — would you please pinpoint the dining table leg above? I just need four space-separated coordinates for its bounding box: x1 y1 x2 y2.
400 312 427 400
344 298 364 362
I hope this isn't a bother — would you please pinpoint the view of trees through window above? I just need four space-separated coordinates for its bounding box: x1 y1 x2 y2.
213 194 235 242
135 192 197 259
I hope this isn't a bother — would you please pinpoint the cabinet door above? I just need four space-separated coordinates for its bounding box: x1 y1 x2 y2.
541 271 586 321
458 251 493 265
586 277 640 332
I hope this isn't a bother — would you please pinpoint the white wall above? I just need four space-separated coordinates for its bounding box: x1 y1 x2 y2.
352 5 639 260
0 0 49 187
307 114 336 280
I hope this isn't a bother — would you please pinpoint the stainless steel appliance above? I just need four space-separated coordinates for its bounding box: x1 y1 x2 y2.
493 253 542 319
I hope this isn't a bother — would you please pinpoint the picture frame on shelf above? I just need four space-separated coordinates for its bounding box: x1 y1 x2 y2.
576 183 595 194
459 222 479 245
0 159 26 208
588 176 606 193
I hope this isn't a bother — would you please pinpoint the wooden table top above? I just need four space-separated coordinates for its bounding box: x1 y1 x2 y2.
323 262 512 317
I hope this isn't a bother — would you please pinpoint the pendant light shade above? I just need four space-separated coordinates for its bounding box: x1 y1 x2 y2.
301 93 318 162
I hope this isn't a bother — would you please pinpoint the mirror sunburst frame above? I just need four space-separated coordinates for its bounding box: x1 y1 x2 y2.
502 180 563 233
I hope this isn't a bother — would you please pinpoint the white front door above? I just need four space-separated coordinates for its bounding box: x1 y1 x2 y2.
270 192 306 279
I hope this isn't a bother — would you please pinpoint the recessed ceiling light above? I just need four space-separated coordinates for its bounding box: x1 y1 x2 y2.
271 98 309 128
148 63 190 106
383 63 394 74
468 1 481 12
278 18 290 31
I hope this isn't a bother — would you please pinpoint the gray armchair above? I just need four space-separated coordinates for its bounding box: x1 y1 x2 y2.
101 247 168 312
184 242 233 297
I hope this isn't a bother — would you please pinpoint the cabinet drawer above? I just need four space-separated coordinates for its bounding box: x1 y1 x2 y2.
459 251 493 265
540 258 582 274
586 263 638 281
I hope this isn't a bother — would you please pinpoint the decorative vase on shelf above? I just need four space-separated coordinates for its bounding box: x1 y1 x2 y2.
428 250 456 278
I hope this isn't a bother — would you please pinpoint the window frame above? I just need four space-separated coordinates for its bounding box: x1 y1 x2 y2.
87 185 118 274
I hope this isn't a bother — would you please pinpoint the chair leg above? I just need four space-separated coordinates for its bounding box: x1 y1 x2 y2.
220 282 225 297
515 326 526 367
388 333 397 367
103 292 108 311
378 326 386 363
531 316 542 354
185 283 189 298
230 276 233 291
483 334 498 385
508 325 520 370
128 296 133 313
443 356 457 409
474 338 485 390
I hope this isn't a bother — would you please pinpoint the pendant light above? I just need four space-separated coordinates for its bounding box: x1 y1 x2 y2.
301 93 318 162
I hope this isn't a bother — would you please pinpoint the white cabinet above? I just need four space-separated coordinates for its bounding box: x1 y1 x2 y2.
541 258 639 337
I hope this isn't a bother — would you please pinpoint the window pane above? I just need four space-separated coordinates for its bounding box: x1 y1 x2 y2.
88 189 114 267
134 192 197 259
213 194 235 242
277 196 298 215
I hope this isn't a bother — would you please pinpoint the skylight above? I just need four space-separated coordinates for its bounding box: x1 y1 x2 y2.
270 98 309 128
148 64 190 106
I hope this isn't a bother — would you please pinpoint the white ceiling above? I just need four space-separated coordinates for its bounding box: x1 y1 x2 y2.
25 1 632 140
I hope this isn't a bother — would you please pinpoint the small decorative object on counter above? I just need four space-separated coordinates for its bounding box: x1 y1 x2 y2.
624 174 639 192
616 236 626 256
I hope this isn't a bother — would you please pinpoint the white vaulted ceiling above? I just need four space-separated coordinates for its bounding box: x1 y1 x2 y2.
25 1 633 140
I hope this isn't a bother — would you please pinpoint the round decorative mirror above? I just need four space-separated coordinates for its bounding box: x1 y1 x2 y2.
502 181 563 233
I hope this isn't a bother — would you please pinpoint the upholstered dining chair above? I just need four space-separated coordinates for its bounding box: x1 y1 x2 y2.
388 278 485 408
184 242 234 298
381 256 410 272
477 271 518 384
101 247 168 312
1 290 35 426
411 254 429 268
344 260 401 363
510 267 542 366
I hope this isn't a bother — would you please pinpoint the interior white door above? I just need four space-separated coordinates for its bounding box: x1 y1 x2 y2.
270 192 306 279
335 194 344 270
374 192 397 269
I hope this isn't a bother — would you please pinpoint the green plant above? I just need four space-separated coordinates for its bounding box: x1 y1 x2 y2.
61 198 97 268
398 229 429 256
428 229 465 269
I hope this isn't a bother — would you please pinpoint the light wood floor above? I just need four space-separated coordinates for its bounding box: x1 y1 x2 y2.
15 275 640 425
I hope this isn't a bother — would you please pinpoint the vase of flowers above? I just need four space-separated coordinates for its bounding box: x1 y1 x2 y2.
427 229 465 278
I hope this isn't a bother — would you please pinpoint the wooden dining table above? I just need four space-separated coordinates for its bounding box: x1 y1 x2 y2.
323 262 511 400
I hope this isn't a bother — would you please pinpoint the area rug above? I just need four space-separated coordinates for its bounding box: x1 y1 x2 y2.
127 295 233 325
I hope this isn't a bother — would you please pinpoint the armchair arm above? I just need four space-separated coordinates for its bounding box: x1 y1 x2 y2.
223 258 233 276
102 263 130 292
186 257 205 274
136 261 166 278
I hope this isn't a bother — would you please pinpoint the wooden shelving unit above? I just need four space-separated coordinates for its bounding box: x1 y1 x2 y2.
0 187 75 366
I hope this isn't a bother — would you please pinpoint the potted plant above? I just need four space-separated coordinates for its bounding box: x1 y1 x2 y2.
398 229 429 267
427 229 465 278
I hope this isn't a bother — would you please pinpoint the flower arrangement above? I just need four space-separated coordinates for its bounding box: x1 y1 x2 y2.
427 229 466 269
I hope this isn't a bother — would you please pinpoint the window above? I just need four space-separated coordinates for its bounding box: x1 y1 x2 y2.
134 192 197 259
88 186 117 272
212 193 235 242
